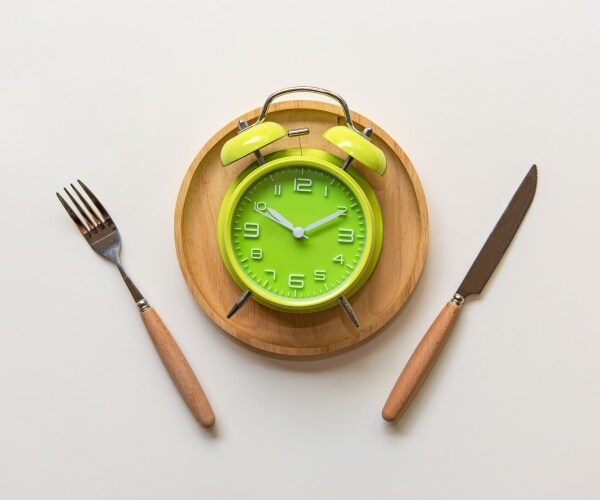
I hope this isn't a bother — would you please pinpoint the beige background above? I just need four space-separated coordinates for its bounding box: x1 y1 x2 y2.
1 1 598 499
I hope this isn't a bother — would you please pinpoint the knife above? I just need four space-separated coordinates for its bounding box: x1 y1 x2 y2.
382 165 538 422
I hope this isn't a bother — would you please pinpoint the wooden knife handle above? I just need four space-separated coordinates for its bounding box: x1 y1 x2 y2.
141 307 216 428
382 301 462 422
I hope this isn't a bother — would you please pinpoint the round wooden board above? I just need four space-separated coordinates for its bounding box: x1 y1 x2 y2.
175 100 428 357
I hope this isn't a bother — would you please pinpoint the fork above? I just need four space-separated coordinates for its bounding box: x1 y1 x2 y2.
57 180 215 428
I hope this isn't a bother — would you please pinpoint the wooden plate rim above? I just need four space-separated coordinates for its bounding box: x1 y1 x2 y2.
174 100 429 357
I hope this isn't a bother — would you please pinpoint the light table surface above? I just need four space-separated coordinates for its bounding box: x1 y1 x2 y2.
1 1 598 498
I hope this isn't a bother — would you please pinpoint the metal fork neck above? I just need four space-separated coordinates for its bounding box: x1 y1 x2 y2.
115 261 148 311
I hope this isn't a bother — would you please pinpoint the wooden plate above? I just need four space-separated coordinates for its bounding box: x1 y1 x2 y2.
175 100 428 357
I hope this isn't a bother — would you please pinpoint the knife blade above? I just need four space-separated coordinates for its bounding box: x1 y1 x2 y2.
382 165 538 422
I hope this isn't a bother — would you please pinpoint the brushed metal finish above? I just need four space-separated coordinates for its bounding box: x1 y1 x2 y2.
456 165 538 299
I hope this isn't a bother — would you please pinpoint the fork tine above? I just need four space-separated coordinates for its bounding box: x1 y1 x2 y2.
71 182 104 227
77 180 111 221
56 192 89 235
64 187 97 230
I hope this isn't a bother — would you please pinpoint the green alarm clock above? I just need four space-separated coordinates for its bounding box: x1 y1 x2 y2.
217 87 387 327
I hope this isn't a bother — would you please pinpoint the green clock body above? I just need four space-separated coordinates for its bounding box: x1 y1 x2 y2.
218 149 383 313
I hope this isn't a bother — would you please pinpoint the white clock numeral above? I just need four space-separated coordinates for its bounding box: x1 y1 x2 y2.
288 273 305 289
250 248 263 260
254 201 267 211
274 184 282 196
337 205 348 215
293 177 312 193
265 269 276 280
314 270 326 281
337 228 354 243
333 254 345 265
243 222 260 238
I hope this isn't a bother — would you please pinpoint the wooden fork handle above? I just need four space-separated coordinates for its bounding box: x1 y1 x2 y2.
382 301 462 422
141 307 216 428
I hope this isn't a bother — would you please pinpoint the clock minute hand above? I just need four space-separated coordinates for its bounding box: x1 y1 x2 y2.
303 210 345 233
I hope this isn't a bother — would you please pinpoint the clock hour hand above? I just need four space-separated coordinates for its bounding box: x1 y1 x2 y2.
266 208 308 239
254 205 298 233
254 205 282 224
303 209 345 233
265 207 295 230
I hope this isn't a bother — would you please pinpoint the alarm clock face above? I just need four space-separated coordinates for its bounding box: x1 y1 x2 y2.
218 152 381 313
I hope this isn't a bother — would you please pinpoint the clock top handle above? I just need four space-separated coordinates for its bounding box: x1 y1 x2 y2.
255 86 357 131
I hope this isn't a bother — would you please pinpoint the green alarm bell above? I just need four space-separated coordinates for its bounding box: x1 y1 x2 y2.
217 86 387 327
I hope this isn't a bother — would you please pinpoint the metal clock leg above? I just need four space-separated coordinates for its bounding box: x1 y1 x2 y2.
226 289 253 318
338 295 360 328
